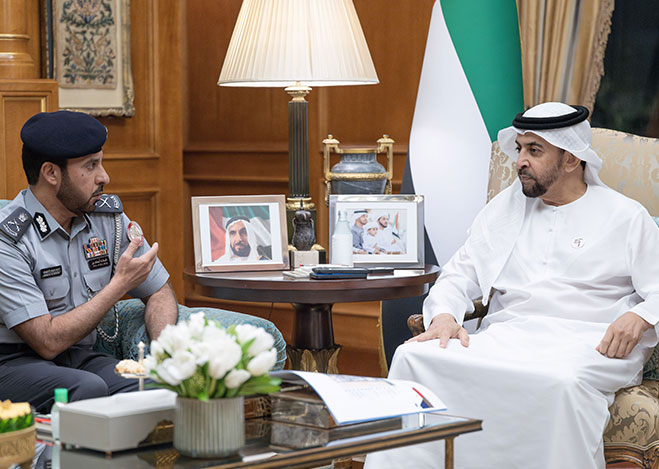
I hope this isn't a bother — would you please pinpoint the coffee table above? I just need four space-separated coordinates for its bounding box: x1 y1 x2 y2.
185 266 440 372
44 411 480 469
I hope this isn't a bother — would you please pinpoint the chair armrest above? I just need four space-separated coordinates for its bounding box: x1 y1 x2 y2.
407 314 425 336
407 299 490 337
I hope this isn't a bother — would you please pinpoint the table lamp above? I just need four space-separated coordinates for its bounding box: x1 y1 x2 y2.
217 0 379 218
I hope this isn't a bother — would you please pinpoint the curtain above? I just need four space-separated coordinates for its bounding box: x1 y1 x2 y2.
517 0 615 113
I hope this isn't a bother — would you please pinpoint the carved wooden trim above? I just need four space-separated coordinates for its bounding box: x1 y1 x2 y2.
604 441 659 468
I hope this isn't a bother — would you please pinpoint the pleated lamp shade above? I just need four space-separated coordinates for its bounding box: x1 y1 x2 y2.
218 0 379 87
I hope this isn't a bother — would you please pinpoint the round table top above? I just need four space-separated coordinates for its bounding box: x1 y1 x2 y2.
185 265 440 304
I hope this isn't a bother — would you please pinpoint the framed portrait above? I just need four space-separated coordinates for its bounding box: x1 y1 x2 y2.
329 194 424 268
191 195 289 273
41 0 135 117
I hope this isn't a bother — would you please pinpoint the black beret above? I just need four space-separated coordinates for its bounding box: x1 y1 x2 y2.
20 110 107 159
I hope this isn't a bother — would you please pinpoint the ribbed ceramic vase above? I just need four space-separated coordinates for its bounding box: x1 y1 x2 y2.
174 396 245 458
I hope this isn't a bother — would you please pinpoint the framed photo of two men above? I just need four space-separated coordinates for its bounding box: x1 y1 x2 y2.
329 194 425 268
191 195 289 273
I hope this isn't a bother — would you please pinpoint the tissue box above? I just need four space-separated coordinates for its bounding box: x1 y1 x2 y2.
59 389 176 452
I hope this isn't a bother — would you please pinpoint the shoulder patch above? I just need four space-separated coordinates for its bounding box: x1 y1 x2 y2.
94 194 123 213
0 208 33 243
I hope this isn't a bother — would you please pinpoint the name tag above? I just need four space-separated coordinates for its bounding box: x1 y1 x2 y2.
88 256 111 270
40 266 62 279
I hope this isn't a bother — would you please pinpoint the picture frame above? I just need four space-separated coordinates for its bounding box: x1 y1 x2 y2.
191 195 290 273
41 0 135 117
329 194 424 268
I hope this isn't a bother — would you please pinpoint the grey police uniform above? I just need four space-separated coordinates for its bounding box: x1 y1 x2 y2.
0 189 169 411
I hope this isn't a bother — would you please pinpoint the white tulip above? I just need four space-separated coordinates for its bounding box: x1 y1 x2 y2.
224 369 251 389
149 340 165 361
247 329 275 357
247 349 277 376
172 350 197 381
207 339 242 379
234 324 258 345
156 358 183 386
189 341 213 365
144 355 159 379
202 323 229 343
158 322 191 355
187 312 206 339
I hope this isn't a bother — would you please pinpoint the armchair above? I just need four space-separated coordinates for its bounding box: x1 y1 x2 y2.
0 199 286 370
407 128 659 467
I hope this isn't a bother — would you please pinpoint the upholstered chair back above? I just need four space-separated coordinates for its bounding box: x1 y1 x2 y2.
486 128 659 215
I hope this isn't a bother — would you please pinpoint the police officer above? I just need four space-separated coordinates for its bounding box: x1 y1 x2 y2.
0 111 178 412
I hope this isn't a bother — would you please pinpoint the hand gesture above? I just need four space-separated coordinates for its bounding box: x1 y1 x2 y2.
597 311 652 358
113 239 159 293
406 313 469 348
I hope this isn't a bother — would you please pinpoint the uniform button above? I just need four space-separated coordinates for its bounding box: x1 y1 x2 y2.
74 272 78 277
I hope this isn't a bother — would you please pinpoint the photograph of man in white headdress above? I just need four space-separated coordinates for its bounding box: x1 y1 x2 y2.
350 209 369 254
373 211 406 254
208 206 273 263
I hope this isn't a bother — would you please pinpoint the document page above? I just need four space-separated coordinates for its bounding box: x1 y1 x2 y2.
272 370 446 425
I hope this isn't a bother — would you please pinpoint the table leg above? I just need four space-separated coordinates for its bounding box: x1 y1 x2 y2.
287 303 342 373
292 303 335 348
445 437 454 469
286 345 342 373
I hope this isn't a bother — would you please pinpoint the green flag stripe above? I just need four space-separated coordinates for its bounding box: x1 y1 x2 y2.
441 0 524 141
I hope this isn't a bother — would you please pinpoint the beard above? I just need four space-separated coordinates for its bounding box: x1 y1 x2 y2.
518 160 562 198
57 171 102 216
231 240 251 257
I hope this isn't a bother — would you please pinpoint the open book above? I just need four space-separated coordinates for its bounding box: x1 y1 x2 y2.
271 370 446 425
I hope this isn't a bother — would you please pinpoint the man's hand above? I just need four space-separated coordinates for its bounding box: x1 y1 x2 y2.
597 311 652 359
406 313 469 348
112 239 159 293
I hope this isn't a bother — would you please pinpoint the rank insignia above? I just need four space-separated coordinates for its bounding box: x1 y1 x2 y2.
33 212 51 238
83 237 109 260
94 194 123 213
0 207 32 242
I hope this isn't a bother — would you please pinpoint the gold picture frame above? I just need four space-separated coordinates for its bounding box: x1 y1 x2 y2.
42 0 135 117
191 195 290 273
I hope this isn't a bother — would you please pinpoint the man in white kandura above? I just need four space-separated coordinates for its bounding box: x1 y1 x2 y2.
218 217 263 263
365 102 659 469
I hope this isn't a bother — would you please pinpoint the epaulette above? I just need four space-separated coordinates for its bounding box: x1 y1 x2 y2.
0 207 33 243
93 194 123 213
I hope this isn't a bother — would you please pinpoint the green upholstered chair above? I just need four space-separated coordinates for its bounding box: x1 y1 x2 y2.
0 199 286 370
408 129 659 468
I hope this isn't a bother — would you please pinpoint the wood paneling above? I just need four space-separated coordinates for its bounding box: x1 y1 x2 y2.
0 79 58 198
97 0 184 295
183 1 433 376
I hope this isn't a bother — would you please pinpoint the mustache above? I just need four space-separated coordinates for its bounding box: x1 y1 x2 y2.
517 169 534 180
92 185 104 196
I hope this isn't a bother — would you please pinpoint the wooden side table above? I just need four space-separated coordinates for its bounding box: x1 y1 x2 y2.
186 265 439 373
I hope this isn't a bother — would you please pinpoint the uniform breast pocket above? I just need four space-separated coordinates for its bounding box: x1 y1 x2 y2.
38 277 70 313
83 270 109 295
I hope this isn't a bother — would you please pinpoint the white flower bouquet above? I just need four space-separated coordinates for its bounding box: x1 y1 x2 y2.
145 312 281 400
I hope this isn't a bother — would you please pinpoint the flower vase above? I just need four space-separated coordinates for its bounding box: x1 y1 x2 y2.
174 396 245 458
330 152 387 194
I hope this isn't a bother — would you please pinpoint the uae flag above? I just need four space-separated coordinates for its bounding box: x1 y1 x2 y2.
382 0 523 366
408 0 524 265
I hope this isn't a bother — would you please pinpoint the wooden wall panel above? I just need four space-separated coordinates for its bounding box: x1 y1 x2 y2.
96 0 184 295
0 79 58 199
183 1 433 376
